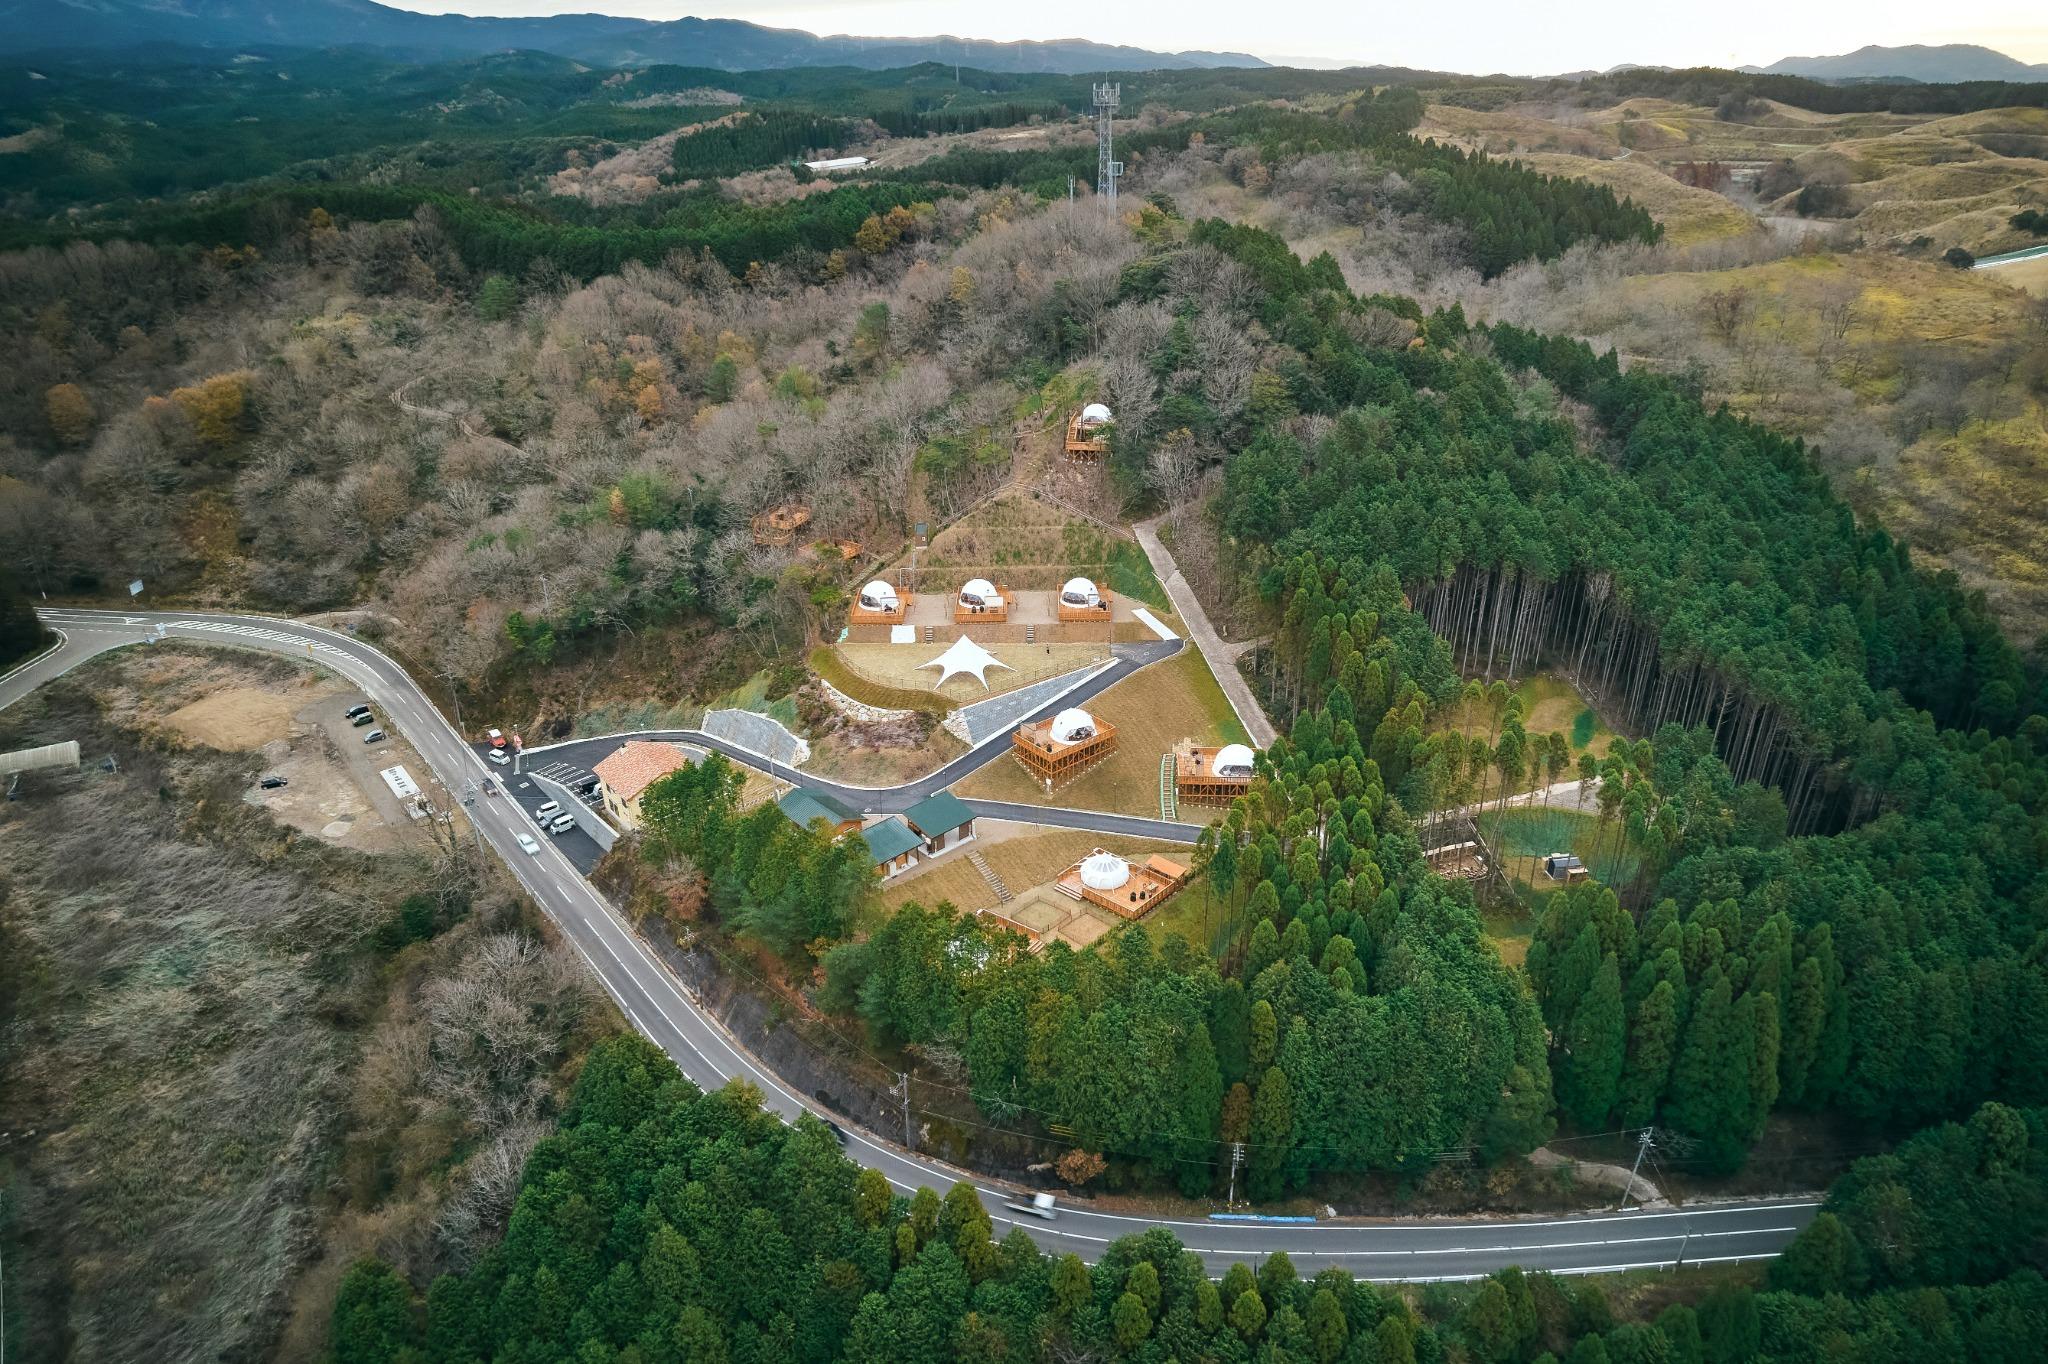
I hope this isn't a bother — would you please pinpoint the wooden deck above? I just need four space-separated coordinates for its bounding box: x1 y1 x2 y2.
954 583 1011 625
751 502 812 547
1054 851 1189 920
848 591 911 626
1012 715 1118 786
1057 589 1113 623
1174 743 1252 806
1064 411 1108 462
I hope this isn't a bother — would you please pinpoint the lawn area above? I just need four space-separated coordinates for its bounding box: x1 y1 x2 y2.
873 823 1193 916
827 640 1109 703
1478 806 1641 894
1141 877 1236 958
911 492 1170 609
1440 671 1614 802
954 648 1248 818
1481 899 1538 970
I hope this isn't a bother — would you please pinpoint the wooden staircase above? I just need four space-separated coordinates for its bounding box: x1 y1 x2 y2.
967 849 1013 905
1158 752 1179 821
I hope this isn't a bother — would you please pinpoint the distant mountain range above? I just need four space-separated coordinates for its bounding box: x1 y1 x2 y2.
0 1 1265 72
1740 43 2048 84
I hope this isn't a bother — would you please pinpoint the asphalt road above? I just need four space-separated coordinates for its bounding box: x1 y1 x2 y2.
521 636 1194 823
3 608 1818 1278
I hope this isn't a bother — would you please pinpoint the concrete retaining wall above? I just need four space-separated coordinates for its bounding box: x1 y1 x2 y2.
529 770 618 853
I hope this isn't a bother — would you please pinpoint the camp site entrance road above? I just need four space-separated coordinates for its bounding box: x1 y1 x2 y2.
7 608 1818 1277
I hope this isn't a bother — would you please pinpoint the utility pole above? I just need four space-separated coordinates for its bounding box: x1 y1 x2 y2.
1620 1128 1654 1211
1226 1141 1245 1207
898 1072 915 1151
440 669 465 742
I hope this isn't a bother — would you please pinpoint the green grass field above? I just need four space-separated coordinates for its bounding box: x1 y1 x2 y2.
1140 878 1237 958
1479 806 1640 890
956 648 1248 818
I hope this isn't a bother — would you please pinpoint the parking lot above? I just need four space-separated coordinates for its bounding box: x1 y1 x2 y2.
472 746 609 875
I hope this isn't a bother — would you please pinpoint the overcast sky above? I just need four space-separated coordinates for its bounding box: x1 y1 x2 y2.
383 2 2048 72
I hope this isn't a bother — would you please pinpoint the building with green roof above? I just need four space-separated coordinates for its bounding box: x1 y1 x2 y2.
859 817 923 878
778 786 862 838
902 789 977 856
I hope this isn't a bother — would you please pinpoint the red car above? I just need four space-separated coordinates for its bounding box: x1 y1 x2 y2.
484 727 507 749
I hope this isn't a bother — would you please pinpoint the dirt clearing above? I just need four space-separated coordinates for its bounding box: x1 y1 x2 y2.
165 686 307 749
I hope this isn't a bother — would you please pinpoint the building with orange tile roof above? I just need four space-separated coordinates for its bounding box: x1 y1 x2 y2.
593 740 693 829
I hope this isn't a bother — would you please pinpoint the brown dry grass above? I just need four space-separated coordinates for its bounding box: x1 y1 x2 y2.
876 823 1190 914
1429 97 2048 254
1514 152 1757 246
1607 250 2048 633
1991 255 2048 297
0 646 609 1364
832 640 1107 700
804 725 967 786
164 685 310 749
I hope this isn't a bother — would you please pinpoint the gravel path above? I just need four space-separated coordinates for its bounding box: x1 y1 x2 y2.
1132 515 1277 747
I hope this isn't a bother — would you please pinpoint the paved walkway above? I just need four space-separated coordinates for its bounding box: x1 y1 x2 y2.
1133 514 1277 748
703 708 810 766
949 661 1112 745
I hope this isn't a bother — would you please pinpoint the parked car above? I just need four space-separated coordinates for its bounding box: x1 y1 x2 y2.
485 727 506 749
516 832 540 855
259 776 288 790
533 800 561 821
363 730 386 744
549 813 577 835
344 704 372 720
350 712 376 727
487 748 510 766
574 775 600 794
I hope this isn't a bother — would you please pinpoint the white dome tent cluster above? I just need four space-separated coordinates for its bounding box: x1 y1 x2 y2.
1214 743 1256 779
1060 577 1102 608
920 635 1013 690
1078 851 1131 892
1049 707 1097 744
858 580 898 612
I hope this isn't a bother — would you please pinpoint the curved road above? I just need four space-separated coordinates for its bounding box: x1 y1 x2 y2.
3 608 1817 1279
524 635 1199 845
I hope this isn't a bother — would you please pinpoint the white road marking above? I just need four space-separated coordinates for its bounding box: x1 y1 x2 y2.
13 609 1821 1277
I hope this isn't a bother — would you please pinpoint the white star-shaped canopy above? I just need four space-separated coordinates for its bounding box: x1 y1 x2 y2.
921 635 1013 689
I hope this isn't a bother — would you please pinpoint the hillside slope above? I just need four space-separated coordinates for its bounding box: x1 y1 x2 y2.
0 0 1266 72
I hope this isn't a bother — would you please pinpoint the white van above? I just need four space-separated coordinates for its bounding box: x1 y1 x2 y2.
533 800 561 822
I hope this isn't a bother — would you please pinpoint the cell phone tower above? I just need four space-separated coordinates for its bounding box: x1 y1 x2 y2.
1093 81 1122 206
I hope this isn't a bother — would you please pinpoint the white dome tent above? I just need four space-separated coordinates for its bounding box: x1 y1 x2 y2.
1215 743 1256 779
920 636 1013 689
1049 708 1097 744
958 578 1001 609
858 580 898 611
1078 402 1113 429
1078 852 1131 892
1060 577 1102 608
